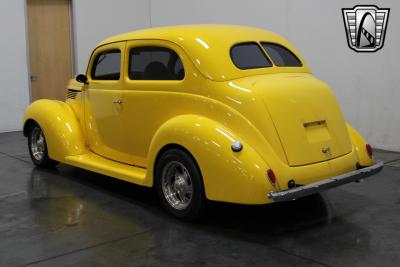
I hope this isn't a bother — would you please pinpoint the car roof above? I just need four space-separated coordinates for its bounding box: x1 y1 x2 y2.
97 24 310 81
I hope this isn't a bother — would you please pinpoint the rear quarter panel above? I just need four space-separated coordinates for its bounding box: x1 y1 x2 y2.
347 123 374 166
146 114 276 204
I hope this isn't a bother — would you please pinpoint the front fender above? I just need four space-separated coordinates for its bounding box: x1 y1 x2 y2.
146 115 276 204
23 99 88 161
346 123 373 166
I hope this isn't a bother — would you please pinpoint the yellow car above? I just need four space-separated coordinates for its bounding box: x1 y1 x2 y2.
23 25 383 220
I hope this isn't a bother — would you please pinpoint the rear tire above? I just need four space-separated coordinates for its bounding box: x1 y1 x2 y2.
27 123 58 168
155 148 206 220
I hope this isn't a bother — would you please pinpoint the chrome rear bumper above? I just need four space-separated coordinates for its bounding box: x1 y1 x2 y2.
267 161 384 202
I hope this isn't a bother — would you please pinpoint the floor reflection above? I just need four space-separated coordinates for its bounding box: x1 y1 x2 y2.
28 168 50 200
3 132 394 266
26 166 158 230
23 165 376 265
201 193 332 236
28 165 333 236
28 168 87 228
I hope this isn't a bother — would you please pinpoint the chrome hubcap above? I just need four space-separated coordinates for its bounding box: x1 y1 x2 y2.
161 161 193 210
30 127 45 161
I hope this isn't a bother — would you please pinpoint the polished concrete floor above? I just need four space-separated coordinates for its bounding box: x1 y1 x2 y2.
1 131 400 267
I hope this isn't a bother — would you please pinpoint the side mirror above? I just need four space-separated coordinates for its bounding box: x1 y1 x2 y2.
76 74 88 84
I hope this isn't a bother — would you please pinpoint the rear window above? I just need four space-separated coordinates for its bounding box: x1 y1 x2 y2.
261 43 302 67
230 43 272 69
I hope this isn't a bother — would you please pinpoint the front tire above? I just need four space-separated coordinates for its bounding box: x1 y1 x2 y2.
155 149 206 220
27 123 58 168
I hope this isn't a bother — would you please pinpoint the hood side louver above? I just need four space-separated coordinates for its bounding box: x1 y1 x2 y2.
67 89 79 99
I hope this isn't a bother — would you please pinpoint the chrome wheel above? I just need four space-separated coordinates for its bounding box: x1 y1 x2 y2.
30 126 46 161
161 161 193 210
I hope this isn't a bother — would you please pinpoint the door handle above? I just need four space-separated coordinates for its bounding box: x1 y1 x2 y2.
112 99 122 104
30 75 37 82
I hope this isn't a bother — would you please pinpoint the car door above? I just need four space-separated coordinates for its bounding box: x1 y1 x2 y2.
121 40 190 167
84 41 132 164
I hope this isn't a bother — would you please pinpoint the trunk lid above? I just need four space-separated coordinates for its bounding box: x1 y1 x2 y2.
237 73 352 166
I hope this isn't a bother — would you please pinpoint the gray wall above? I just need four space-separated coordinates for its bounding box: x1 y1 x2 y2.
0 0 398 151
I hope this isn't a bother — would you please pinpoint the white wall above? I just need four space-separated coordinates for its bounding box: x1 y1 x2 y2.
0 0 150 132
0 0 30 132
72 0 150 74
0 0 399 151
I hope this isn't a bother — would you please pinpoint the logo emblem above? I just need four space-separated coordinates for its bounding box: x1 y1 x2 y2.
342 5 390 52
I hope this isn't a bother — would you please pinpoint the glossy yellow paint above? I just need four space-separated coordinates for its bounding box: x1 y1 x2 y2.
146 115 276 203
346 123 374 166
230 73 353 166
23 99 88 161
99 25 311 81
84 41 131 164
23 25 376 205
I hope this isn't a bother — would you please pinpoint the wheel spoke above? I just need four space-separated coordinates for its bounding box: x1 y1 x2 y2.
161 161 193 210
177 190 186 202
33 151 43 158
30 127 46 161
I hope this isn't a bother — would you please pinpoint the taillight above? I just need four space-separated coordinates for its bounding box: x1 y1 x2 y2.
267 169 276 185
366 144 373 158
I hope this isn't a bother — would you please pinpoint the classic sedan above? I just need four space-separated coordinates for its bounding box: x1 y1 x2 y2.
23 25 383 220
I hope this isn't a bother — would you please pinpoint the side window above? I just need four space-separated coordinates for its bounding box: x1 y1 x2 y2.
261 43 302 67
129 46 184 80
91 50 121 80
230 42 272 70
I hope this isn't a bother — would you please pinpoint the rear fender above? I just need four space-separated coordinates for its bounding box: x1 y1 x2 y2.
23 99 88 161
346 123 373 166
146 114 275 204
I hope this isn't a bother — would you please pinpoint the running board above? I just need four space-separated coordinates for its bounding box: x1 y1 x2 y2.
64 152 148 186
